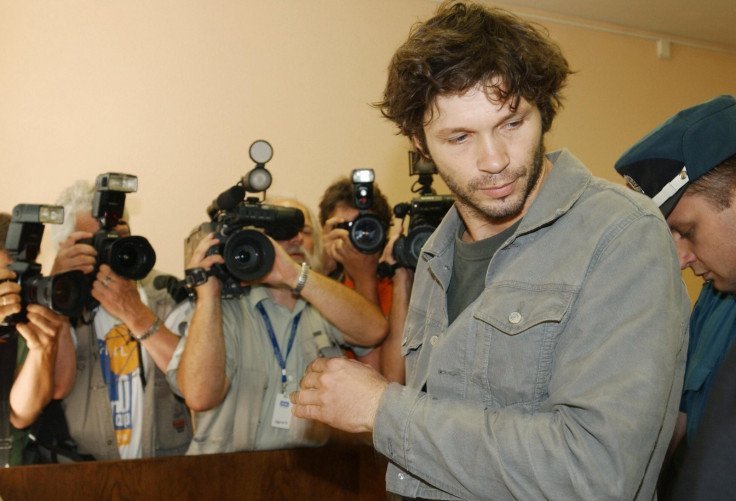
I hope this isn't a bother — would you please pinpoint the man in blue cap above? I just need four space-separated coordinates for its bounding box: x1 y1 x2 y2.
615 94 736 500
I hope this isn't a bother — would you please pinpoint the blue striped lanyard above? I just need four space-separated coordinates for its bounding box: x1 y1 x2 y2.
255 302 303 394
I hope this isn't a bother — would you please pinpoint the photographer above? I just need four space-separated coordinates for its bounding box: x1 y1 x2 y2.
50 181 192 460
317 178 395 370
167 197 388 454
0 212 73 466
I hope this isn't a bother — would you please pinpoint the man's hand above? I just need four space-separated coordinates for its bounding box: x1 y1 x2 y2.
187 232 224 298
290 357 389 434
50 231 96 275
91 264 152 330
0 269 21 323
323 216 380 281
16 304 65 351
246 233 303 290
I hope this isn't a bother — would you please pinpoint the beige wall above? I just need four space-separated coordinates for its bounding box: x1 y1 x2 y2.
2 0 735 302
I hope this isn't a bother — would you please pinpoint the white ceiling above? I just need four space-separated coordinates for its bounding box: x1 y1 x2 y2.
493 0 736 51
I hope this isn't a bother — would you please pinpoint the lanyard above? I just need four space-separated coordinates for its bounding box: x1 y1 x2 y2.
255 302 303 394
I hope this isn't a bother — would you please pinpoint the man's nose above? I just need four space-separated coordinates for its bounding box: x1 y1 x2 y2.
673 235 697 270
476 134 509 175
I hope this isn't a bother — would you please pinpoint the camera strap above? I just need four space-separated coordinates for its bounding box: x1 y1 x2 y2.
377 261 402 279
184 267 211 291
255 302 302 395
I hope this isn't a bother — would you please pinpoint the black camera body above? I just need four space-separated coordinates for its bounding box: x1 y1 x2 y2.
392 153 454 269
187 200 304 297
393 194 454 269
336 169 387 255
80 173 157 281
186 140 304 298
2 204 88 327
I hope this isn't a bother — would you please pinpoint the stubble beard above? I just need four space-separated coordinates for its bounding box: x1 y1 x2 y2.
443 139 546 223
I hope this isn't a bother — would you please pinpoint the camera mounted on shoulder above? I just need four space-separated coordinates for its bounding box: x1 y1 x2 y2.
185 140 305 298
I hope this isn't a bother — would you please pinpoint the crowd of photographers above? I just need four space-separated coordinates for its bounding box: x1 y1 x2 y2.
0 151 439 464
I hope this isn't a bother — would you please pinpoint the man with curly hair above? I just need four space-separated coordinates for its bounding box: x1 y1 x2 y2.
292 2 689 499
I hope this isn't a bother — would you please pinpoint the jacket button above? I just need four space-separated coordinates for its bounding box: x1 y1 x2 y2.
430 335 439 346
509 311 522 324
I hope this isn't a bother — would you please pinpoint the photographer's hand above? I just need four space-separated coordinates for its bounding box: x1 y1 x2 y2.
178 232 229 411
50 231 96 275
323 215 381 289
186 233 224 299
92 264 148 327
257 234 303 289
11 304 66 428
0 269 22 324
92 264 181 373
321 216 349 276
378 227 413 384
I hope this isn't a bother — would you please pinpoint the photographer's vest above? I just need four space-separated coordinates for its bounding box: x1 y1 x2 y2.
61 274 192 460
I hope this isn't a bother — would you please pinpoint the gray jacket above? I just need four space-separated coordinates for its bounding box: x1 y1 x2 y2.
374 149 690 500
62 272 193 460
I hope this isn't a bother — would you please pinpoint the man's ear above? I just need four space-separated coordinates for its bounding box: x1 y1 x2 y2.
411 135 431 160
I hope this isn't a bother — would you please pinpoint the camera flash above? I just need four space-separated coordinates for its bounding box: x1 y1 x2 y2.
98 173 138 193
38 205 64 224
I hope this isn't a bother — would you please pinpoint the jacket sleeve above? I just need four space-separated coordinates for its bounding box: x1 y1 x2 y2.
373 213 690 500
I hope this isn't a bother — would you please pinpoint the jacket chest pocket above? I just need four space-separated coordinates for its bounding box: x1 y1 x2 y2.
471 284 575 407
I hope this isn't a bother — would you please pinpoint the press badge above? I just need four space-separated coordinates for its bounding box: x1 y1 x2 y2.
272 393 293 429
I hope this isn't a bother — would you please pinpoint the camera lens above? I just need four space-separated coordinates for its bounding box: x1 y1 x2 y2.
23 270 88 317
394 223 435 269
223 229 275 281
106 236 157 280
49 271 88 316
349 214 386 255
407 226 433 260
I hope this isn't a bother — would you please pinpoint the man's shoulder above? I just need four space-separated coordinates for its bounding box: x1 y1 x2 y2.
586 175 663 217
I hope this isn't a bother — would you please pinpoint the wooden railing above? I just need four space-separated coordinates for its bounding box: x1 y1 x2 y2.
0 444 388 500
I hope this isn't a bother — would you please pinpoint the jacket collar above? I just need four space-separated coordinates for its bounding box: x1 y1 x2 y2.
422 148 591 258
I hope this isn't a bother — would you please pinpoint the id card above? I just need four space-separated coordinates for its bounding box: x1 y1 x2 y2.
271 393 293 430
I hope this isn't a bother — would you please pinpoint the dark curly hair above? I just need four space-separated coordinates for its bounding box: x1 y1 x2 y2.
376 1 572 152
318 177 392 229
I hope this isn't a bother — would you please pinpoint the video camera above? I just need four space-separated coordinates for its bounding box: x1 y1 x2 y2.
1 204 88 328
185 140 305 298
392 152 454 269
335 169 387 255
80 173 157 281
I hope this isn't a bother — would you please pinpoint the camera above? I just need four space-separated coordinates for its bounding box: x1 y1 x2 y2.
185 140 305 297
80 173 157 281
335 169 387 255
1 204 89 327
393 152 454 269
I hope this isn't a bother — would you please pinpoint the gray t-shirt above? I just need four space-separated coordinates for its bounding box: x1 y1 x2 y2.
447 220 521 324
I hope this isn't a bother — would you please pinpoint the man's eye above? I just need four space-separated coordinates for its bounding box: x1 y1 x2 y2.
450 134 468 144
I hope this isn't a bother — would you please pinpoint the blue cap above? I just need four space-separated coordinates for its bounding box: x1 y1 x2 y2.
615 94 736 217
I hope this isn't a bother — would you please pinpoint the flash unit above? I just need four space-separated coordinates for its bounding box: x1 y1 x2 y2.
96 172 138 193
352 169 375 184
11 204 64 225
